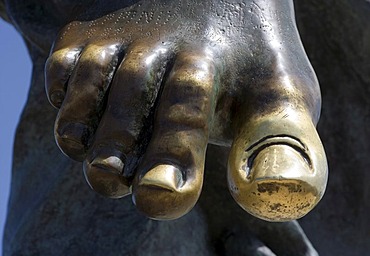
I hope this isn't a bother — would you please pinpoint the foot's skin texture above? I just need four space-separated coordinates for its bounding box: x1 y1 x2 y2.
43 0 328 221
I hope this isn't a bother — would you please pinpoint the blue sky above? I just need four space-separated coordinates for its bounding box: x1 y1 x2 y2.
0 19 31 252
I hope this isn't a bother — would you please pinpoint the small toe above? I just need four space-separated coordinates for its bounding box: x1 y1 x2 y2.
45 47 81 108
54 43 123 161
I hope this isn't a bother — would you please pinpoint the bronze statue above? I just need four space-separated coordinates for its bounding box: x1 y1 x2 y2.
2 0 369 255
44 0 327 221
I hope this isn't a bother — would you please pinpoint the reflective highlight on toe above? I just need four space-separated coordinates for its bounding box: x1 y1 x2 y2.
83 156 130 198
133 164 201 220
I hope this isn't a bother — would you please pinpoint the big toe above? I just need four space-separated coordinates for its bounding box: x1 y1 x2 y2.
228 113 328 222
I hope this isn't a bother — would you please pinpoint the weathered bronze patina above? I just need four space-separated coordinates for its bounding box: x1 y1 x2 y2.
42 0 328 221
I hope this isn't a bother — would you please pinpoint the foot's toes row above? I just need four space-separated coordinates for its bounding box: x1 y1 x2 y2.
46 42 328 221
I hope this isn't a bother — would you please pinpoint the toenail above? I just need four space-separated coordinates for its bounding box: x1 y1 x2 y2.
50 90 65 108
55 122 91 160
91 156 124 175
139 164 184 191
57 122 90 145
84 158 130 198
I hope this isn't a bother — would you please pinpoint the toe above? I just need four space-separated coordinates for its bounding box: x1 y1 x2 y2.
231 143 319 221
228 74 328 221
54 43 123 161
133 49 218 220
45 47 82 108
